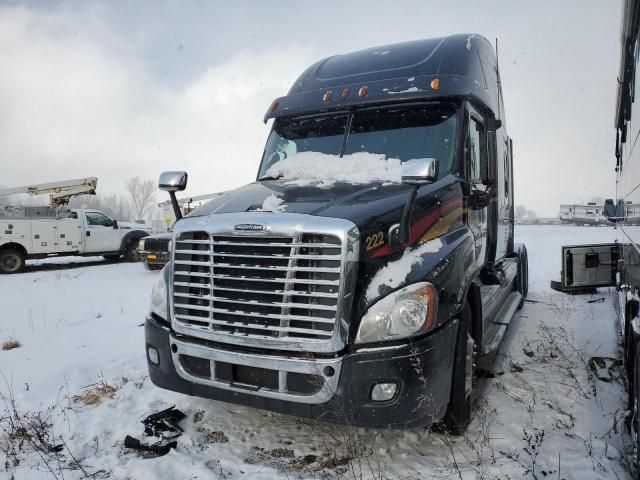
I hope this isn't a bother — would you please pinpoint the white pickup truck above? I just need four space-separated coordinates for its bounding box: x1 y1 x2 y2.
0 208 150 273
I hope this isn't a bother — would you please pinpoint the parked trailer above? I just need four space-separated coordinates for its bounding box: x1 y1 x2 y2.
557 0 640 469
145 34 528 433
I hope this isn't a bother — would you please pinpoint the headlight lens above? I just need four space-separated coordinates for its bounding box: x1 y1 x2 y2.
138 239 146 251
355 282 437 344
150 270 168 320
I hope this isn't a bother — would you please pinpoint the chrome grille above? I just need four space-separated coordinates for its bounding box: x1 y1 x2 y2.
172 230 344 346
144 238 170 252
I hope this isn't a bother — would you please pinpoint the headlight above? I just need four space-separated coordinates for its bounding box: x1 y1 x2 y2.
355 282 437 344
150 270 168 320
138 239 146 251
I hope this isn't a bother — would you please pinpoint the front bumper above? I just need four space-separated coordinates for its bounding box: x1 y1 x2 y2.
138 251 170 266
145 315 458 429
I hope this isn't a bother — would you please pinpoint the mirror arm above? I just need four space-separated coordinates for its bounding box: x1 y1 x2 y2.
169 191 183 221
399 185 419 246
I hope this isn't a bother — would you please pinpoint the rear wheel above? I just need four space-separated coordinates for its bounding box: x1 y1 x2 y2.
0 249 25 274
442 302 474 435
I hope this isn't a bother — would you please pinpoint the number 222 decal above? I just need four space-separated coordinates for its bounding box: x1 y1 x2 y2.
365 231 385 251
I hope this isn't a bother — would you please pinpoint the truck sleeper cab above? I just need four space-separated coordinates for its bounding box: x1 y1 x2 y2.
145 33 528 432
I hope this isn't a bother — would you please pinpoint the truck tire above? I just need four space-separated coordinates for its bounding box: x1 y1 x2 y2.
124 240 140 262
442 302 474 435
516 245 529 309
0 248 26 274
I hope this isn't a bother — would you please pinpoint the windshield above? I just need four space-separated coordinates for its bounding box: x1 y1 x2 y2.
258 104 458 180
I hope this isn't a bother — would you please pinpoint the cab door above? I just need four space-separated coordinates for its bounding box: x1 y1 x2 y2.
83 211 120 253
466 109 490 267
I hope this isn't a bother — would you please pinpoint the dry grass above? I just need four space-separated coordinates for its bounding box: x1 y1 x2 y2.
2 338 21 351
71 380 118 406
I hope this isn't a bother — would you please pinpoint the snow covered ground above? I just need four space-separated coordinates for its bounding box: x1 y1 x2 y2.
0 225 636 479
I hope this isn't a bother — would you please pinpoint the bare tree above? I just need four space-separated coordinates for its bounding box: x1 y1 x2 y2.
125 177 155 222
102 193 133 221
515 205 538 223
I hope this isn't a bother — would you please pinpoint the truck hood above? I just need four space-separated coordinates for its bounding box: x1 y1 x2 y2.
187 180 417 230
185 176 463 265
118 221 151 231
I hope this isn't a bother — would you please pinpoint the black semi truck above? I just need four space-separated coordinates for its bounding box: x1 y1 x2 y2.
145 33 528 432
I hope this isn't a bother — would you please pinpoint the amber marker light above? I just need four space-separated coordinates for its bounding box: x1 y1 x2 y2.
269 100 279 112
430 78 440 90
341 88 350 100
323 91 333 102
358 86 368 97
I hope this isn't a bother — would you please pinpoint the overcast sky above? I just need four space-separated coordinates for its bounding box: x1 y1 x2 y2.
0 0 622 217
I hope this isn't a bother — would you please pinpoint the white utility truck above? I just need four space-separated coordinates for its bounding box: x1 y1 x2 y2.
0 178 150 273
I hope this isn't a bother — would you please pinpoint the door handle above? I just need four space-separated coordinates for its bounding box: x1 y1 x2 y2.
86 231 90 237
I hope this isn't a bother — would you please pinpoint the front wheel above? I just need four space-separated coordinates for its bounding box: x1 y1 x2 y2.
0 249 26 274
124 240 140 262
441 302 474 435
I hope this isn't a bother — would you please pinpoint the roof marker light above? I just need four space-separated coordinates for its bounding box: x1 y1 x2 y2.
270 100 279 112
323 91 333 102
430 79 440 90
358 86 368 97
341 88 350 100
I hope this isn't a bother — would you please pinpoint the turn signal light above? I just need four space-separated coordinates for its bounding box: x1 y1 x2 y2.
430 78 440 90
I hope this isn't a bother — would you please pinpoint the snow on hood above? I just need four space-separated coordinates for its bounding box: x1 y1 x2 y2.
258 194 286 213
365 238 443 302
265 152 403 187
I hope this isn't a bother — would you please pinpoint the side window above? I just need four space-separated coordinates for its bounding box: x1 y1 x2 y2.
86 212 113 227
467 118 486 181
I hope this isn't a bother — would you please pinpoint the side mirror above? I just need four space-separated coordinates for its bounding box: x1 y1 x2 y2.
159 171 188 192
112 219 118 229
159 171 188 221
401 158 439 185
